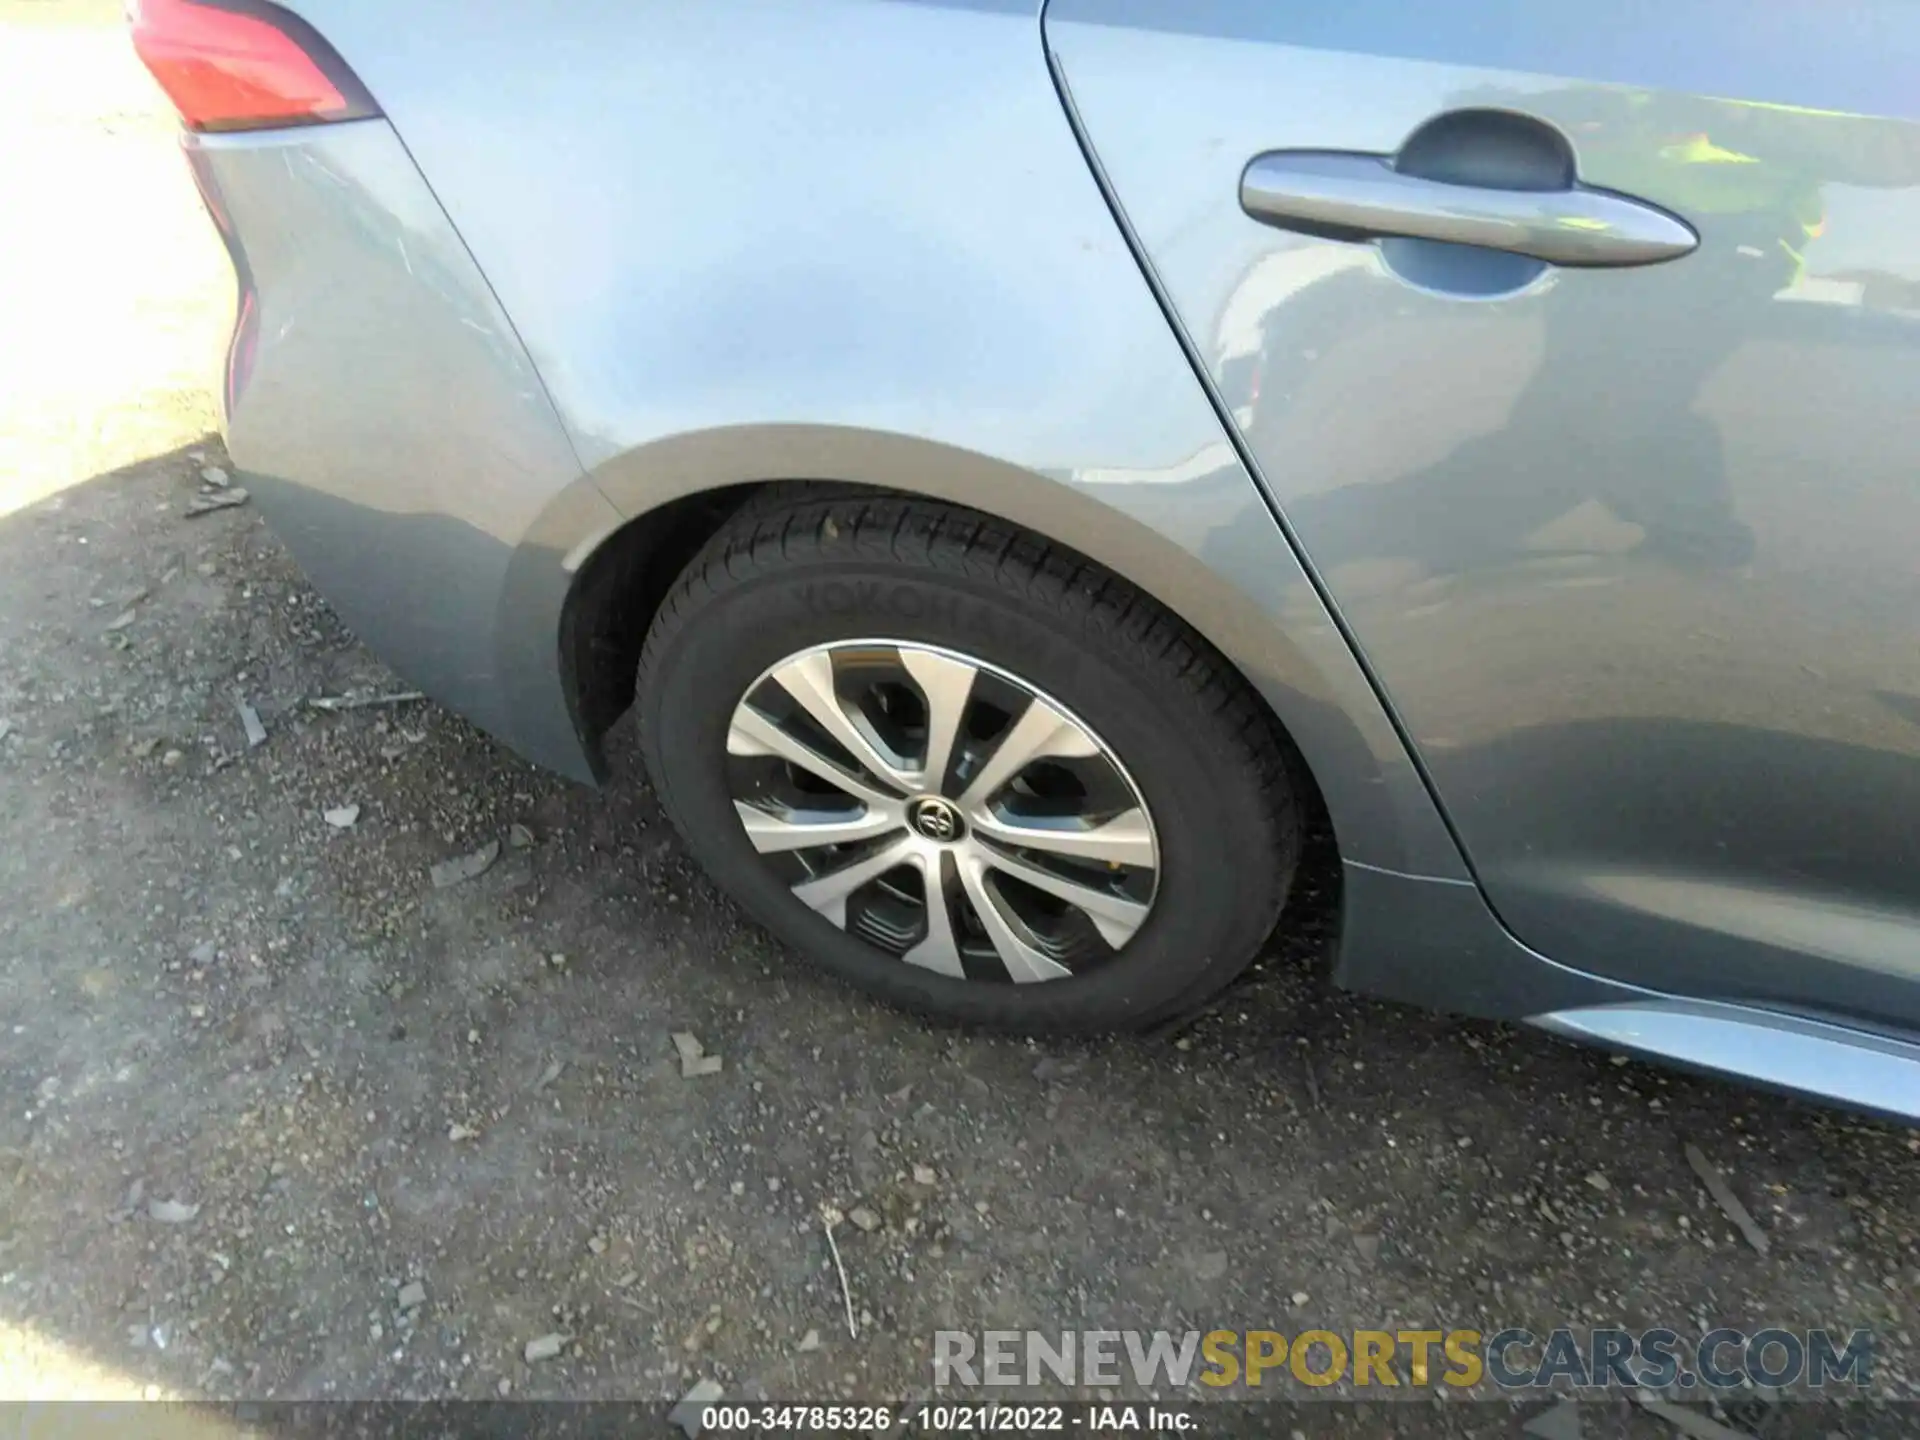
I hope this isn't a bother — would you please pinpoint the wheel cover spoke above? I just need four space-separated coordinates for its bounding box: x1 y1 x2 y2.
732 800 903 854
728 640 1159 987
901 852 967 978
897 647 976 793
976 843 1151 950
969 806 1155 868
959 855 1072 983
768 650 916 794
790 836 920 928
956 697 1100 812
727 705 897 811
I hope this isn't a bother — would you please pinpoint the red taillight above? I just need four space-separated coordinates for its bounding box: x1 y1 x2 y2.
127 0 377 133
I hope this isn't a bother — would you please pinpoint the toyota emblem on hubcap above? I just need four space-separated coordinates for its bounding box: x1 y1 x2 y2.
908 796 964 843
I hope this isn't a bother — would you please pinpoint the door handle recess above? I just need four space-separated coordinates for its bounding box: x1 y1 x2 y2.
1240 151 1697 268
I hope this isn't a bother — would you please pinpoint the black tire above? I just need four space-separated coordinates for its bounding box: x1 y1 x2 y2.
637 488 1302 1034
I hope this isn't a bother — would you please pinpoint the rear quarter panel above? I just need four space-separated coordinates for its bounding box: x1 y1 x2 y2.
193 120 621 778
276 0 1473 879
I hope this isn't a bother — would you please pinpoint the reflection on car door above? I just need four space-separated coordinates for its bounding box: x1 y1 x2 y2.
1047 0 1920 1026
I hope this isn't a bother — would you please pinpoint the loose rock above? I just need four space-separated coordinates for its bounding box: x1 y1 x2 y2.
1683 1143 1770 1256
236 698 267 749
396 1281 426 1310
671 1032 724 1078
847 1206 882 1234
523 1333 567 1363
670 1379 725 1438
430 840 500 888
184 488 249 517
323 804 360 829
309 690 427 712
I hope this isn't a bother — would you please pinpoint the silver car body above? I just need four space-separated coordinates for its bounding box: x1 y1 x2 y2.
185 0 1920 1118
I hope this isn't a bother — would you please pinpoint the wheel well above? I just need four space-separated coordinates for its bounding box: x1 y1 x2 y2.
561 482 767 759
562 481 1335 850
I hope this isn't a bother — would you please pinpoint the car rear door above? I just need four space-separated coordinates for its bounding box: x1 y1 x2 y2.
1046 0 1920 1027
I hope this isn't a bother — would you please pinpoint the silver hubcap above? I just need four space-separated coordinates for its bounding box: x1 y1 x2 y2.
725 640 1160 984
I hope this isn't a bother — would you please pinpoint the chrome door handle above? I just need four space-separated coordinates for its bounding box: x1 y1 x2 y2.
1240 151 1697 267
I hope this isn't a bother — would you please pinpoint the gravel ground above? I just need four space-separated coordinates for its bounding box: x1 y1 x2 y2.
1 7 1915 1436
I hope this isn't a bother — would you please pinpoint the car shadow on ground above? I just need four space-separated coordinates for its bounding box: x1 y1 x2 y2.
0 443 1913 1428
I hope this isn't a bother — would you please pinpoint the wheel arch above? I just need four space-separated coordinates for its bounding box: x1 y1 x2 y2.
561 422 1467 881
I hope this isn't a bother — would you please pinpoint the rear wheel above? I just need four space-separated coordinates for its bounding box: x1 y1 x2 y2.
637 490 1302 1033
